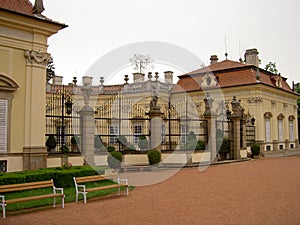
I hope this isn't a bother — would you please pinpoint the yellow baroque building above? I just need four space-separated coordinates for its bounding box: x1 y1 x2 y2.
0 0 66 172
45 48 299 167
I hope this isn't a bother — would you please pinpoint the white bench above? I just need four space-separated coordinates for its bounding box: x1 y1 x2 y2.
0 180 64 218
73 174 128 203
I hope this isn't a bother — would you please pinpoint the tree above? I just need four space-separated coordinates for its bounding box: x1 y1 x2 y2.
265 62 279 74
46 56 55 82
129 54 153 73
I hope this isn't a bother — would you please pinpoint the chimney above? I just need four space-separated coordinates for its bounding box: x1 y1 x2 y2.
53 75 63 85
210 55 218 64
133 73 145 83
82 76 93 86
244 48 259 67
164 71 173 84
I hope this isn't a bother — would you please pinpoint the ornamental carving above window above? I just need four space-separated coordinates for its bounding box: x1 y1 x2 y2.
288 115 295 121
277 113 285 120
264 112 273 119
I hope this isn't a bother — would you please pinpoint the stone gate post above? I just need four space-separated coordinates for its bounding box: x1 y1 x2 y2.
146 95 164 151
80 79 95 166
203 94 217 162
230 96 243 160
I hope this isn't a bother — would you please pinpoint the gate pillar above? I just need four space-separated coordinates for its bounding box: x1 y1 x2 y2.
146 96 164 151
80 82 95 166
203 94 217 162
230 96 243 160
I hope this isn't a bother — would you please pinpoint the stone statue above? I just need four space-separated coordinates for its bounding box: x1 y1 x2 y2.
150 95 160 111
33 0 45 16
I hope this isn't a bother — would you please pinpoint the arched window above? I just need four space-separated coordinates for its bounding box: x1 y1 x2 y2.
288 115 295 141
277 113 285 142
264 112 273 144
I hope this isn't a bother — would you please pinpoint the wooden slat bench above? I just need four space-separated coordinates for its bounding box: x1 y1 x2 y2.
73 174 129 203
0 180 64 218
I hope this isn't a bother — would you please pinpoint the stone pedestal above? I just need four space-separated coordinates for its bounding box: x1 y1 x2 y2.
231 116 241 160
295 139 299 149
80 106 95 166
23 146 48 170
205 115 217 162
147 110 164 151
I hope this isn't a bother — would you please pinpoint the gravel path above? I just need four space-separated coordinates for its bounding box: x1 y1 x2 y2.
2 157 300 225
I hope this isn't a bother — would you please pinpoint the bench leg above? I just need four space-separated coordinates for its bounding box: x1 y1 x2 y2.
62 196 65 208
83 193 87 204
0 204 5 218
75 191 78 203
53 197 56 207
126 186 129 196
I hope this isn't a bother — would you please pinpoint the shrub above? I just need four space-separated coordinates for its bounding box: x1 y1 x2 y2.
147 149 161 165
219 138 231 154
196 140 206 150
46 135 57 149
60 145 69 154
251 143 260 156
107 146 116 152
107 151 122 169
71 136 80 145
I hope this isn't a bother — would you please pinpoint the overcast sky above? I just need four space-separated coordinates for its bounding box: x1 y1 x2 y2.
30 0 300 86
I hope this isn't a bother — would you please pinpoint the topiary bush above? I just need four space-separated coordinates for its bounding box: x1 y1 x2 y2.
107 146 116 152
196 140 206 150
251 143 260 156
147 149 161 165
46 135 57 150
60 145 69 154
219 138 231 160
107 151 122 169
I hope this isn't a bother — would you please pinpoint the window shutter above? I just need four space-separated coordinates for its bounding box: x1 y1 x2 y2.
0 100 8 152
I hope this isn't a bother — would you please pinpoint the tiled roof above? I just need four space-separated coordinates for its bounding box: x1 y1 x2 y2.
0 0 34 17
173 60 293 93
181 60 251 76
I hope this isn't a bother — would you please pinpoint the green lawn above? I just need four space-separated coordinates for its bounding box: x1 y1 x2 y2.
2 180 133 213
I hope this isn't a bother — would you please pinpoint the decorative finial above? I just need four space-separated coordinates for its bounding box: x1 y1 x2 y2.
155 72 159 80
33 0 45 17
225 52 228 60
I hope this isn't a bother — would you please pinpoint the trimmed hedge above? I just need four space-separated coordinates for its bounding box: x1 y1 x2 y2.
0 166 106 188
147 149 161 165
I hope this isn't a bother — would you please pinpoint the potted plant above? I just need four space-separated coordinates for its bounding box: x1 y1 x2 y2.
46 134 57 152
219 138 231 160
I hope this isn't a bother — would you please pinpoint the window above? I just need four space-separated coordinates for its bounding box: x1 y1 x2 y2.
0 99 8 152
278 120 283 142
56 126 65 145
0 160 7 172
265 119 271 143
134 125 142 144
109 126 119 144
180 125 188 144
161 124 165 144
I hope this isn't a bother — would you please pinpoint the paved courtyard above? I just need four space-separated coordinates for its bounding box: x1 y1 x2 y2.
3 157 300 225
